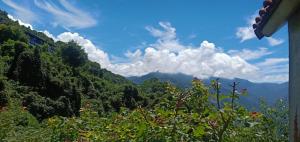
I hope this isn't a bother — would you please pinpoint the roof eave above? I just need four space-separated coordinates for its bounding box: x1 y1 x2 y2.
256 0 300 39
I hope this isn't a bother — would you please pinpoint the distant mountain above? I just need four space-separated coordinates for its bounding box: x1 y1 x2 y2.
128 72 288 109
128 72 194 88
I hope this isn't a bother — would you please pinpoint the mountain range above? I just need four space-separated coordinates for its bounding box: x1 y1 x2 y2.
128 72 288 109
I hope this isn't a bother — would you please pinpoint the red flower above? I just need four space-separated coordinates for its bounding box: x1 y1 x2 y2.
250 112 260 118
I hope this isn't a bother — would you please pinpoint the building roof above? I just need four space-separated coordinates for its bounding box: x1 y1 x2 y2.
253 0 282 39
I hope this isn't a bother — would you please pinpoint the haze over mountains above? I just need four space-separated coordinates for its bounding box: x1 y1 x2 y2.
128 72 288 109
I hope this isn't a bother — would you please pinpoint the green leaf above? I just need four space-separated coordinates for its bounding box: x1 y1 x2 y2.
193 125 205 137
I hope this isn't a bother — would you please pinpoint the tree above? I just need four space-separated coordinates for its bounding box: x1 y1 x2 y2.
7 41 29 79
81 61 102 77
0 78 7 107
61 41 87 67
0 24 28 44
123 85 141 109
0 40 28 57
13 49 42 86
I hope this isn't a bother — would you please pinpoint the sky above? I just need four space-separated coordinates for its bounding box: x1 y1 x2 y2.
0 0 289 83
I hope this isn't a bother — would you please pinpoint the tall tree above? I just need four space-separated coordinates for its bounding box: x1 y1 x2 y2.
61 41 88 67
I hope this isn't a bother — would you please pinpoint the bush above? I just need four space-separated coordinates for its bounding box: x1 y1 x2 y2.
23 92 79 120
0 102 43 141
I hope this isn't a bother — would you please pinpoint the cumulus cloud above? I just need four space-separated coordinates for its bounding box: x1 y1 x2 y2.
2 0 38 23
106 22 260 80
109 40 259 80
56 32 111 68
266 37 284 46
34 0 97 29
228 47 272 61
108 22 288 83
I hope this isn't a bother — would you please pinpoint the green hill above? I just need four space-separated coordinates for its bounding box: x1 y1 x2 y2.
0 10 154 120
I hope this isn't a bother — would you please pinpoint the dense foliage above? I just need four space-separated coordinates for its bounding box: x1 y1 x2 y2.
0 80 288 142
0 9 288 141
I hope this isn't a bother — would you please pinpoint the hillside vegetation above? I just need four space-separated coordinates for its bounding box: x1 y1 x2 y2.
0 10 288 142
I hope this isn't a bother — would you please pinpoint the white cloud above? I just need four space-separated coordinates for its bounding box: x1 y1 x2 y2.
2 0 38 23
34 0 97 29
56 32 111 68
254 58 289 83
7 14 33 29
235 12 284 46
236 13 285 47
42 30 57 41
236 27 256 42
228 47 272 61
52 22 287 83
125 49 142 62
50 22 260 81
236 14 256 42
7 15 60 43
266 37 284 46
256 58 288 67
107 22 288 83
31 30 111 68
146 22 176 42
106 22 260 80
6 15 107 68
108 41 259 80
145 22 184 52
9 17 285 83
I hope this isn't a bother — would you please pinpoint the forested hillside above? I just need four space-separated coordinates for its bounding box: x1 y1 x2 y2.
0 9 154 119
0 10 288 141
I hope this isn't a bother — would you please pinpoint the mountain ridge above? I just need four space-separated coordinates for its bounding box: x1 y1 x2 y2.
128 72 288 109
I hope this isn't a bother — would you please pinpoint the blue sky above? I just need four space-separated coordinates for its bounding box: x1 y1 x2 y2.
0 0 289 83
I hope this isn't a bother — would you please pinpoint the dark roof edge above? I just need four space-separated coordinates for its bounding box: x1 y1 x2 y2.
253 0 282 39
